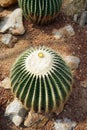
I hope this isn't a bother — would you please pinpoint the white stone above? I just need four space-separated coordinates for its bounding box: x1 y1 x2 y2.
64 25 75 36
54 118 77 130
5 98 27 126
53 25 75 40
0 34 17 47
0 8 25 35
52 29 63 39
0 77 11 89
64 55 80 71
10 115 23 126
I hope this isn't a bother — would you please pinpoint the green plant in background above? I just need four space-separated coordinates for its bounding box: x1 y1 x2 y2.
18 0 63 25
10 46 73 114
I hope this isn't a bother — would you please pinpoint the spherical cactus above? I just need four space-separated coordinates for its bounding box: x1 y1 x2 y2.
18 0 63 25
10 46 73 114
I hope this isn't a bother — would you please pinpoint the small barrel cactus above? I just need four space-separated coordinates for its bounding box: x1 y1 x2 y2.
10 46 73 114
18 0 63 25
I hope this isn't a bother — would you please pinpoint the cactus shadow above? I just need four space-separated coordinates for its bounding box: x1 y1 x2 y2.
0 106 14 130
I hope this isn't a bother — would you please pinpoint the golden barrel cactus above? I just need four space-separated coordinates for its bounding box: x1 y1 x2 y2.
18 0 64 24
10 46 73 114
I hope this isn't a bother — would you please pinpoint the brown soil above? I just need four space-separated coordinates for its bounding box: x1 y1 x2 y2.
0 5 87 130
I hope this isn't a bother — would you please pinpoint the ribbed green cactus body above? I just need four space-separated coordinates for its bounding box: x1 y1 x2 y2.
10 46 73 113
18 0 63 24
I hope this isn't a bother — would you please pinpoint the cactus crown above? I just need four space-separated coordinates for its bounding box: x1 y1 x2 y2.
10 46 73 113
18 0 63 24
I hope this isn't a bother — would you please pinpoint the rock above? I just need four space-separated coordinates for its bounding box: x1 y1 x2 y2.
79 11 87 26
74 11 87 26
62 25 75 36
0 77 11 89
0 34 17 47
0 8 25 35
64 55 80 71
52 29 63 40
5 98 27 126
53 25 75 40
54 118 77 130
73 14 79 23
0 0 17 7
80 79 87 88
24 112 49 128
11 115 24 127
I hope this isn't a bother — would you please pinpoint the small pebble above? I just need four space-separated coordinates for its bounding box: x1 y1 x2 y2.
54 118 77 130
80 79 87 88
0 77 11 89
52 25 75 40
5 98 27 126
64 55 80 71
0 8 25 35
0 34 17 47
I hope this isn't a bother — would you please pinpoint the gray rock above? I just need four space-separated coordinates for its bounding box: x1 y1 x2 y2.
0 8 25 35
53 25 75 40
52 29 63 40
73 14 80 23
5 98 27 126
54 118 77 130
79 11 87 26
74 11 87 26
64 25 75 36
0 34 17 47
64 55 80 71
0 77 11 89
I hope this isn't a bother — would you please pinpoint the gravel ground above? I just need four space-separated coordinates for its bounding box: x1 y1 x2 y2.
0 5 87 130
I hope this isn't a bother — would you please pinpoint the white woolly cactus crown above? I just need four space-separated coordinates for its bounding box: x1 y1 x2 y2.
10 46 73 114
